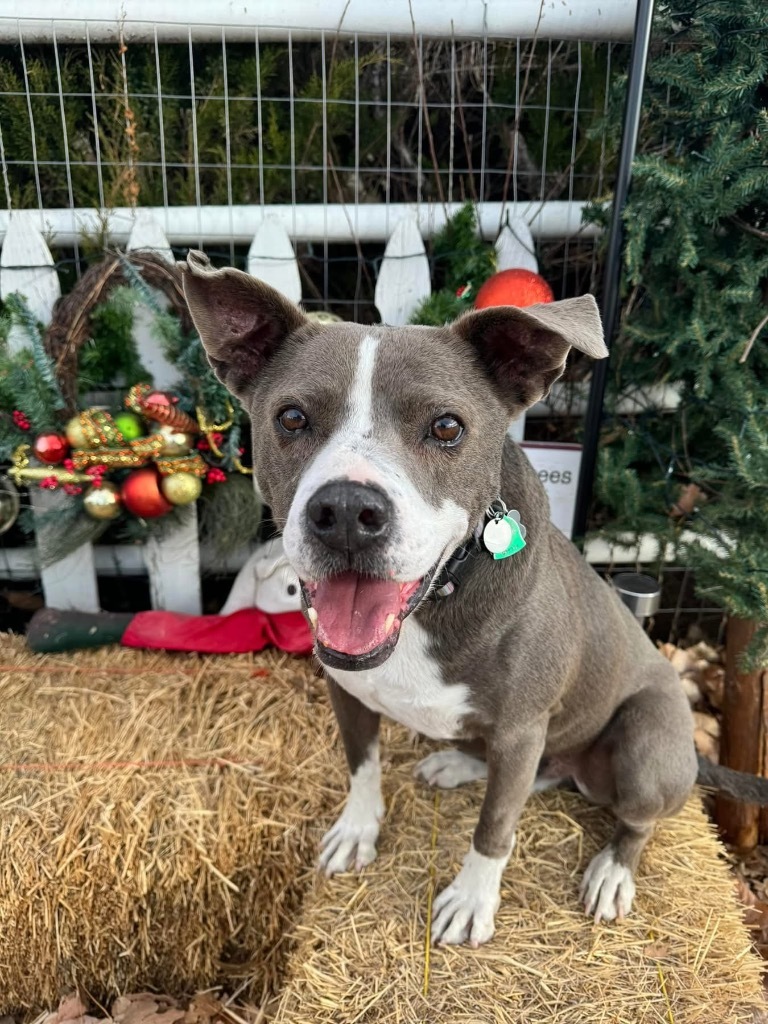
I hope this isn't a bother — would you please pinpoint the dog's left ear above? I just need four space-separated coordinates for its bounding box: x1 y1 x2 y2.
453 294 607 414
178 249 308 401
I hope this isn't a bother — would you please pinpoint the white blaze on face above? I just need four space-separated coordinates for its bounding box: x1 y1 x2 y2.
283 333 469 581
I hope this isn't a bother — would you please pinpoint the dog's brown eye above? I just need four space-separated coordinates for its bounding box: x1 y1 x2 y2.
278 407 308 433
430 415 464 445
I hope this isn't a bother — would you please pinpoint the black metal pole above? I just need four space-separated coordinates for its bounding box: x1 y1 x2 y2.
572 0 656 540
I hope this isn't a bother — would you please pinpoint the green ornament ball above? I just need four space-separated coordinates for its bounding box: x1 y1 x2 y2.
114 412 143 441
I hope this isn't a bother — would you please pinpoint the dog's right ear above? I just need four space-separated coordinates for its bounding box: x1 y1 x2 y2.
178 249 308 401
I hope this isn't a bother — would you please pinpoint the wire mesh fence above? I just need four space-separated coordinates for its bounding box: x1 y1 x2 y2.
0 26 627 314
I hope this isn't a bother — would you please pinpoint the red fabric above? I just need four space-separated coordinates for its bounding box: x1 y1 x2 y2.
121 608 313 655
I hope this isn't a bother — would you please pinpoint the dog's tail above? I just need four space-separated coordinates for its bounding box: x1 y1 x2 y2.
697 754 768 805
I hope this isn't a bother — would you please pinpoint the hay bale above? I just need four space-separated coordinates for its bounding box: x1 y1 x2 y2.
275 724 766 1024
0 635 337 1012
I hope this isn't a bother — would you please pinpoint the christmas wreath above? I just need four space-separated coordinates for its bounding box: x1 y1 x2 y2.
0 252 261 565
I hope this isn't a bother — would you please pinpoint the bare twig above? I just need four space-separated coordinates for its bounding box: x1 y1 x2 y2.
739 309 768 364
408 0 446 208
730 215 768 242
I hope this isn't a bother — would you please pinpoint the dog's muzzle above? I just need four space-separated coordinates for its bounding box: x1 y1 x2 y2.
306 480 392 556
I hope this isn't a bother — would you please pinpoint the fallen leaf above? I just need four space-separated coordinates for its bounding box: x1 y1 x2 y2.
670 483 704 518
700 663 725 709
694 728 719 762
735 877 768 931
690 640 721 664
681 676 701 706
693 711 720 738
181 993 224 1024
645 940 670 959
670 648 695 675
112 995 184 1024
41 995 102 1024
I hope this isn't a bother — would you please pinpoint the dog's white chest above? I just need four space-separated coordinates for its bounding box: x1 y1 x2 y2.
327 619 472 740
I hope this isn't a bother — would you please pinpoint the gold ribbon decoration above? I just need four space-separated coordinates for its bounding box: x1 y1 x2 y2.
196 402 252 476
68 410 206 477
9 445 91 486
154 453 208 478
126 383 199 434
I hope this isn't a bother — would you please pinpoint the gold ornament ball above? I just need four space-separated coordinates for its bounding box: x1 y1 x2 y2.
83 482 122 520
154 422 194 456
65 416 87 448
160 472 203 506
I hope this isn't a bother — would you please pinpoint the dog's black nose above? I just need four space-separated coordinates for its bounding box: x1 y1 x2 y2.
306 481 392 554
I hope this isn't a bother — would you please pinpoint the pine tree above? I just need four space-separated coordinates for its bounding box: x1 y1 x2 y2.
595 1 768 663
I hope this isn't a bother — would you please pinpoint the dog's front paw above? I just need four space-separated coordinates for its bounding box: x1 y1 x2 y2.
430 844 508 947
431 880 498 947
318 804 382 876
580 847 636 923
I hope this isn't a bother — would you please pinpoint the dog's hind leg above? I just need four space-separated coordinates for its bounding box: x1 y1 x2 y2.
575 671 697 923
414 748 488 789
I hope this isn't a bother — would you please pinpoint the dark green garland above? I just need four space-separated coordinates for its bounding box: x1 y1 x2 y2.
410 203 497 326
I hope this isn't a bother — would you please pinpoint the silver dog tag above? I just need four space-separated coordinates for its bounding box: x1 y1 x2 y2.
483 517 513 554
483 501 527 560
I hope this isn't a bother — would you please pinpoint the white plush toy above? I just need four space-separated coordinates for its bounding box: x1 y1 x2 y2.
220 536 302 616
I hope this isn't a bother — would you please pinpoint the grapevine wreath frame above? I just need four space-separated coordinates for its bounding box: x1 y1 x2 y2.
44 251 195 412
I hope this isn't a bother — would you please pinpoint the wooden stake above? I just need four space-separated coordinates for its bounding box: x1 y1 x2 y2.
715 617 764 850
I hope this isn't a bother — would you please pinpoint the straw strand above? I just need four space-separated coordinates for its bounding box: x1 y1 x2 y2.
422 790 441 996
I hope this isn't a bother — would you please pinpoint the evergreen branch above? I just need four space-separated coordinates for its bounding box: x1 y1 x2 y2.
117 253 165 316
3 293 66 410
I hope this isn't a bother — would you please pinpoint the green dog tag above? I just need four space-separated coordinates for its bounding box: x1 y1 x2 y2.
482 514 527 560
493 515 526 560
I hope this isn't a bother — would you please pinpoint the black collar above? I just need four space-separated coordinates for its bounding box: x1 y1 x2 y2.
429 500 524 601
429 530 485 600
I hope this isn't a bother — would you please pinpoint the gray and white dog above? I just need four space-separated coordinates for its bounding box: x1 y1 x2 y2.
179 250 754 948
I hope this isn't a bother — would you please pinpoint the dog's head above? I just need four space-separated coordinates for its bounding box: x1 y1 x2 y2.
180 250 606 671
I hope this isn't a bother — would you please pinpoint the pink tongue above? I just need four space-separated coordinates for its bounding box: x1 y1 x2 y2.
313 572 402 656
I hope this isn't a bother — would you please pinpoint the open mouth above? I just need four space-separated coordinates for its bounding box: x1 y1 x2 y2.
301 569 435 671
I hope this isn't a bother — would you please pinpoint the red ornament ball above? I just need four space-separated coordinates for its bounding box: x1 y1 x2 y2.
474 269 554 310
120 468 173 519
32 432 70 465
145 391 177 408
